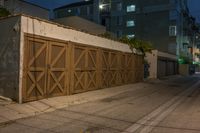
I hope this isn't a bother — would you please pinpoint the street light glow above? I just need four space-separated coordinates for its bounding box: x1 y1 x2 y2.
99 4 104 9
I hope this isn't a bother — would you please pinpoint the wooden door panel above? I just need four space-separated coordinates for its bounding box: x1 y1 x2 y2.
72 45 98 93
47 42 68 97
73 46 87 93
101 50 110 88
23 38 48 102
86 49 98 90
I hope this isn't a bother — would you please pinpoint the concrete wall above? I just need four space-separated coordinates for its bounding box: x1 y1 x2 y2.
53 16 106 35
145 50 158 79
179 64 189 76
20 15 132 53
4 0 49 19
145 50 177 79
0 16 20 100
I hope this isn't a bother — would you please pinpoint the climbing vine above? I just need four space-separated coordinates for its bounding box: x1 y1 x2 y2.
120 36 153 55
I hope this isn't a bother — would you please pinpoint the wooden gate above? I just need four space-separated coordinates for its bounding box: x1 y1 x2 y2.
71 44 98 94
23 36 69 102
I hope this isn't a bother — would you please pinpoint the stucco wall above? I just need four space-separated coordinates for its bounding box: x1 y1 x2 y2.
146 50 177 79
145 50 158 79
0 16 20 100
21 15 132 53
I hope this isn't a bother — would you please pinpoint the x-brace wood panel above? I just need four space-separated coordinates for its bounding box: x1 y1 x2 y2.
47 42 69 97
72 45 98 94
23 37 48 102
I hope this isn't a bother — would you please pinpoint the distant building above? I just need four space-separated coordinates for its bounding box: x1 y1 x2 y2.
54 1 94 22
53 16 106 35
3 0 49 19
54 0 196 56
0 0 4 7
54 0 111 31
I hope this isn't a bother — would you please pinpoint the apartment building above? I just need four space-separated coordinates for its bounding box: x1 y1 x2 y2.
54 0 193 55
54 0 111 30
54 1 94 21
0 0 4 7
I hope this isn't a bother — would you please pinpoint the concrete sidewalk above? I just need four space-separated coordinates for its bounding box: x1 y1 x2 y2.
0 75 185 127
0 82 149 126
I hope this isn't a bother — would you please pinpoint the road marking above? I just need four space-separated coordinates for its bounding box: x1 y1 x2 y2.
122 80 200 133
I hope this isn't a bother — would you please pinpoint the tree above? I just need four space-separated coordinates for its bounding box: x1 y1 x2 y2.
0 8 10 17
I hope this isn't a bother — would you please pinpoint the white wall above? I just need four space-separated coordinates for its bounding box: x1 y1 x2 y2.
145 50 158 79
21 15 132 53
145 50 177 79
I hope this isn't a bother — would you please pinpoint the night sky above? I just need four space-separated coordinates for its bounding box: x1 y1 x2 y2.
26 0 200 22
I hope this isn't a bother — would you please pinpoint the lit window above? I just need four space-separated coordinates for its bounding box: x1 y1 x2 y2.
127 5 136 12
117 3 122 11
127 34 135 39
169 26 176 36
127 20 135 27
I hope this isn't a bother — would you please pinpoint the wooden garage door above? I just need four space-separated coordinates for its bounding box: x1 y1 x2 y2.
71 45 98 94
47 42 68 97
101 50 119 88
23 37 68 102
118 53 126 85
109 51 119 86
135 55 144 82
126 54 136 83
157 59 167 78
101 50 109 88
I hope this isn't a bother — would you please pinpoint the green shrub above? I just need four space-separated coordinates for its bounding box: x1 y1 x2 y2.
0 8 10 17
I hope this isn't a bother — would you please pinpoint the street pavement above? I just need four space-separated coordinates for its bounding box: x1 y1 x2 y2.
0 75 200 133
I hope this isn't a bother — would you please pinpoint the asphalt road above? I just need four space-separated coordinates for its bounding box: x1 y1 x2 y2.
1 75 200 133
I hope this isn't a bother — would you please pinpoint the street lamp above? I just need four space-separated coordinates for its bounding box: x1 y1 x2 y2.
99 4 104 9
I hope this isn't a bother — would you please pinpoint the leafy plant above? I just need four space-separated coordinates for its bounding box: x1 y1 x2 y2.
178 52 191 64
120 36 153 55
0 8 10 17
